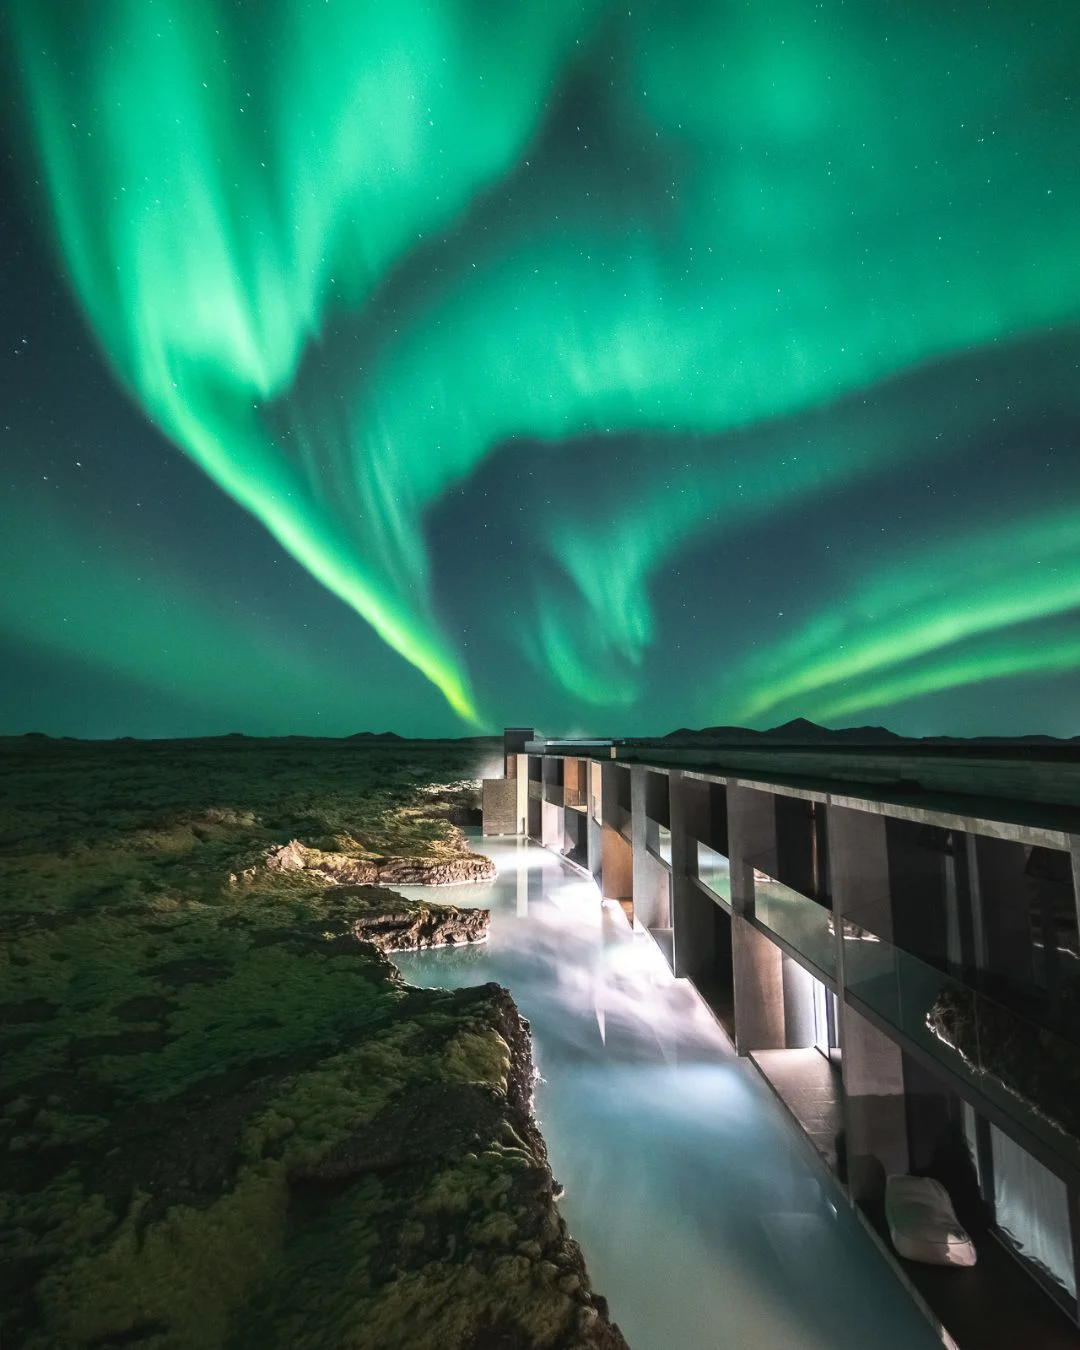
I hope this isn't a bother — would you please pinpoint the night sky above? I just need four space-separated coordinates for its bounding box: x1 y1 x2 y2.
3 1 1080 740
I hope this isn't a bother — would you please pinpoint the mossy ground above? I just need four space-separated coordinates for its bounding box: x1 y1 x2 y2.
0 737 626 1350
0 735 492 916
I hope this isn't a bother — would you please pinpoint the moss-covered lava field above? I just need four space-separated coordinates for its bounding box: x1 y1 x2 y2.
0 736 627 1350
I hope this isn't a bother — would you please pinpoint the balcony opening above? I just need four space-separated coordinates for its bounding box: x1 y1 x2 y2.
562 801 589 871
749 958 843 1173
601 820 633 925
645 770 670 828
676 884 734 1038
563 756 586 810
774 794 830 905
694 839 730 906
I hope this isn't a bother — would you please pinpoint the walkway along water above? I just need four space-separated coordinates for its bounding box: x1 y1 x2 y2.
392 835 942 1350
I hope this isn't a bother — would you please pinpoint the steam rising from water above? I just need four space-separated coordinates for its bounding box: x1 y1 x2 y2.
393 837 940 1350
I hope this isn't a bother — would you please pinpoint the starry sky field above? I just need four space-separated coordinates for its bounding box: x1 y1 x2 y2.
2 0 1079 740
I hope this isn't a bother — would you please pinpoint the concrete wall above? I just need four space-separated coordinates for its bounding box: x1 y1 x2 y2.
482 778 518 836
827 802 909 1198
542 799 563 850
588 815 603 885
671 775 718 981
841 1002 910 1202
732 912 785 1053
636 850 672 935
829 803 891 941
601 825 633 904
726 784 777 919
632 764 672 935
619 743 1080 812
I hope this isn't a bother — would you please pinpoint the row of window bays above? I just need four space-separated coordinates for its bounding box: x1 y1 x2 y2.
527 754 1080 1046
518 751 1080 1334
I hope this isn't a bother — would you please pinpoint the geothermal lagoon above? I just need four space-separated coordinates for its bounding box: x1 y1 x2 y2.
394 835 942 1350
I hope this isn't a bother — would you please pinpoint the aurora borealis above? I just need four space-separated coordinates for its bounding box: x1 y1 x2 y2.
3 1 1080 738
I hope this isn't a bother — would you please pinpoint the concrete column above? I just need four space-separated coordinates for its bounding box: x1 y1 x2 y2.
671 775 716 981
600 761 628 830
732 912 785 1053
586 761 602 882
600 762 633 917
630 763 648 904
828 803 892 992
828 803 908 1200
726 784 776 918
601 825 633 904
587 815 603 885
841 1003 910 1201
631 766 672 955
828 804 891 935
541 799 562 850
515 755 528 835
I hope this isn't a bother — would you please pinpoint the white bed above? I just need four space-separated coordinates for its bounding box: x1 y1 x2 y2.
885 1175 978 1267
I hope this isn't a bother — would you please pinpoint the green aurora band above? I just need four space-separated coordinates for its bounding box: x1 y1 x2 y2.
0 489 374 732
7 0 1080 730
722 507 1080 726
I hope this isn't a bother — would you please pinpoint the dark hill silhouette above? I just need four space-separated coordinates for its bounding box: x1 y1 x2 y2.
761 718 904 743
661 721 1078 747
662 719 902 745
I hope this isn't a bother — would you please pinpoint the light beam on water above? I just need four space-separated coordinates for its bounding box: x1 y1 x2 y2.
391 836 941 1350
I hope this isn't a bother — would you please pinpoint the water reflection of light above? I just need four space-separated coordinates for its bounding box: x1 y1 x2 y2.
493 842 557 874
392 836 942 1350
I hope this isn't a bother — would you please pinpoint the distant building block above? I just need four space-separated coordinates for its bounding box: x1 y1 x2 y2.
483 778 519 835
503 727 534 776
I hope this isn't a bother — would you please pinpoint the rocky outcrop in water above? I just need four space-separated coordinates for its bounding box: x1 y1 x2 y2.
337 885 489 951
257 837 380 883
250 835 495 887
376 852 494 885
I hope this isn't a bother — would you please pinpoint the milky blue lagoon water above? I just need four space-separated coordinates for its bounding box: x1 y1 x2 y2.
392 836 940 1350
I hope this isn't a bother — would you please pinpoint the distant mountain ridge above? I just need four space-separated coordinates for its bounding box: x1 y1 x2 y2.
661 718 1079 746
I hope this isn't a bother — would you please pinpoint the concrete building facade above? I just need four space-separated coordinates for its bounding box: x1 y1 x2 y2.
483 729 1080 1350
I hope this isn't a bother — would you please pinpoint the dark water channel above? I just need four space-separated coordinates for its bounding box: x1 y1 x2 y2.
392 836 940 1350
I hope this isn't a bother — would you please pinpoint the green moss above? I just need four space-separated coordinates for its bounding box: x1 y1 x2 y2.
301 1247 578 1350
30 1166 289 1350
243 1021 432 1167
0 1170 112 1259
0 741 613 1350
442 1028 512 1093
230 1175 391 1349
0 739 487 918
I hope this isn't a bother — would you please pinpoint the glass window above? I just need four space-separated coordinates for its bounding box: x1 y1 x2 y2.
990 1124 1076 1300
961 1101 980 1182
812 979 840 1063
696 841 730 903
